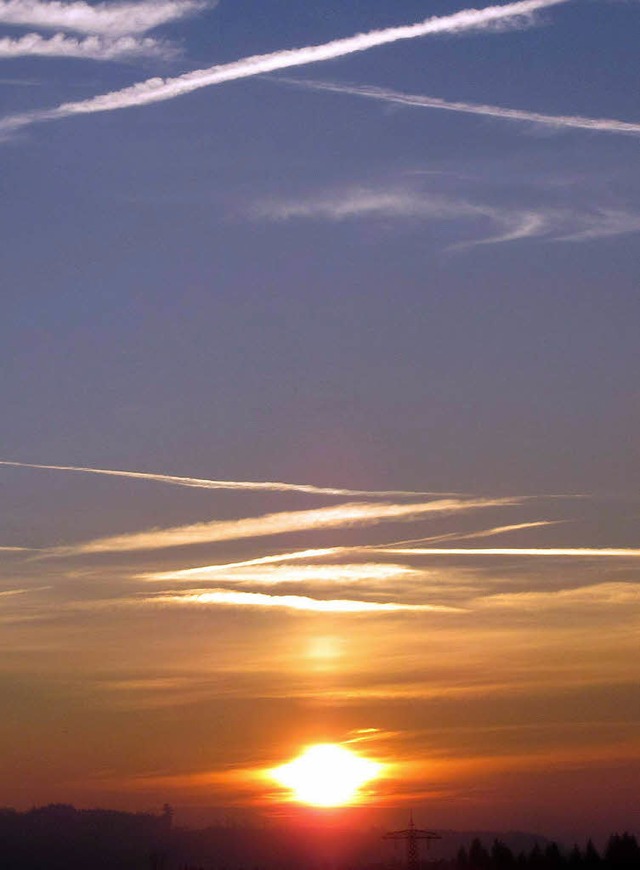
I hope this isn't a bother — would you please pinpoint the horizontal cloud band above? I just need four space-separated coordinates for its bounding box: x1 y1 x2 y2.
0 32 170 60
150 589 460 614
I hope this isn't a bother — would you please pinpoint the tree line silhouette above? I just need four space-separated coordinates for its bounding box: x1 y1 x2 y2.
449 834 640 870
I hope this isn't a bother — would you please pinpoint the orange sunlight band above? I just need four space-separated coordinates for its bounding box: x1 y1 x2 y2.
150 589 462 613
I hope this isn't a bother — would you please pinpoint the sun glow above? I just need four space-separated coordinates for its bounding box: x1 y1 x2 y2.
270 744 383 807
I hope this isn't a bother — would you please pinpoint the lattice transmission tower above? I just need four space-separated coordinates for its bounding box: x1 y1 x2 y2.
383 813 441 870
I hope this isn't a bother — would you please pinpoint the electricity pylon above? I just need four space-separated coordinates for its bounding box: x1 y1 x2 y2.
383 813 441 870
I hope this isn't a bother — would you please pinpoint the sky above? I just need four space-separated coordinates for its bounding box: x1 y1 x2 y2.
0 0 639 843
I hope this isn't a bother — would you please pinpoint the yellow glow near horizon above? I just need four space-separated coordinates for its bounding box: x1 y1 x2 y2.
270 744 383 807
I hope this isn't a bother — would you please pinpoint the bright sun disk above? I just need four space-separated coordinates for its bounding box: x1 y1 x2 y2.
270 743 383 807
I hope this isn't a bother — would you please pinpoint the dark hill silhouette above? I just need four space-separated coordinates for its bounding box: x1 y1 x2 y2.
0 804 637 870
0 804 170 870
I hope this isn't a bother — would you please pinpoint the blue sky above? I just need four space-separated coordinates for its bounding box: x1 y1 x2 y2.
1 0 639 492
0 0 639 837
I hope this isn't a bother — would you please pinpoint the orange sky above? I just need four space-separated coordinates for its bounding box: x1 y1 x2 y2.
0 461 638 840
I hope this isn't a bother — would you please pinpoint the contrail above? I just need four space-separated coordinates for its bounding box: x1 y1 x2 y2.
375 520 561 548
0 459 461 498
139 548 349 581
380 547 640 557
0 0 568 135
139 522 559 581
49 498 516 556
279 78 640 138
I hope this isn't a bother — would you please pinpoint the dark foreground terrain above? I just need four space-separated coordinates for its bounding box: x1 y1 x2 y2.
0 805 637 870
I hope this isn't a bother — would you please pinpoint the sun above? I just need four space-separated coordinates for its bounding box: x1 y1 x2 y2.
270 743 383 807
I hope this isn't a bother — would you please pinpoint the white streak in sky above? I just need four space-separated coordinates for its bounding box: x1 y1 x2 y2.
254 189 481 222
0 0 210 36
476 582 640 609
379 520 561 547
0 0 568 134
381 547 640 558
140 548 350 581
0 32 171 60
143 562 419 586
0 459 461 498
149 589 461 613
140 522 556 583
252 188 556 248
49 498 516 556
254 187 640 246
281 78 640 138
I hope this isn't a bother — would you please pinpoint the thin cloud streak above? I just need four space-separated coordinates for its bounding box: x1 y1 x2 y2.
254 186 640 246
254 189 477 222
49 498 516 556
381 520 562 547
149 589 461 613
0 32 172 60
0 585 51 598
0 459 461 498
0 0 568 134
476 582 640 609
281 78 640 138
0 0 210 36
140 548 349 582
143 562 419 586
381 547 640 557
140 522 557 583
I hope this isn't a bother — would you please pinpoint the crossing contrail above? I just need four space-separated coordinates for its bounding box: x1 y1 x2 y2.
279 78 640 137
0 0 568 135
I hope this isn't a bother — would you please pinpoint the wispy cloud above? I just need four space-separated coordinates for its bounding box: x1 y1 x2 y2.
49 498 516 556
141 548 350 582
0 32 172 60
0 459 461 498
476 582 640 609
0 0 210 36
251 186 550 247
253 185 640 246
0 0 568 134
149 589 461 614
381 547 640 558
0 585 51 598
140 522 558 584
280 78 640 138
378 520 561 547
252 188 479 222
143 562 420 586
